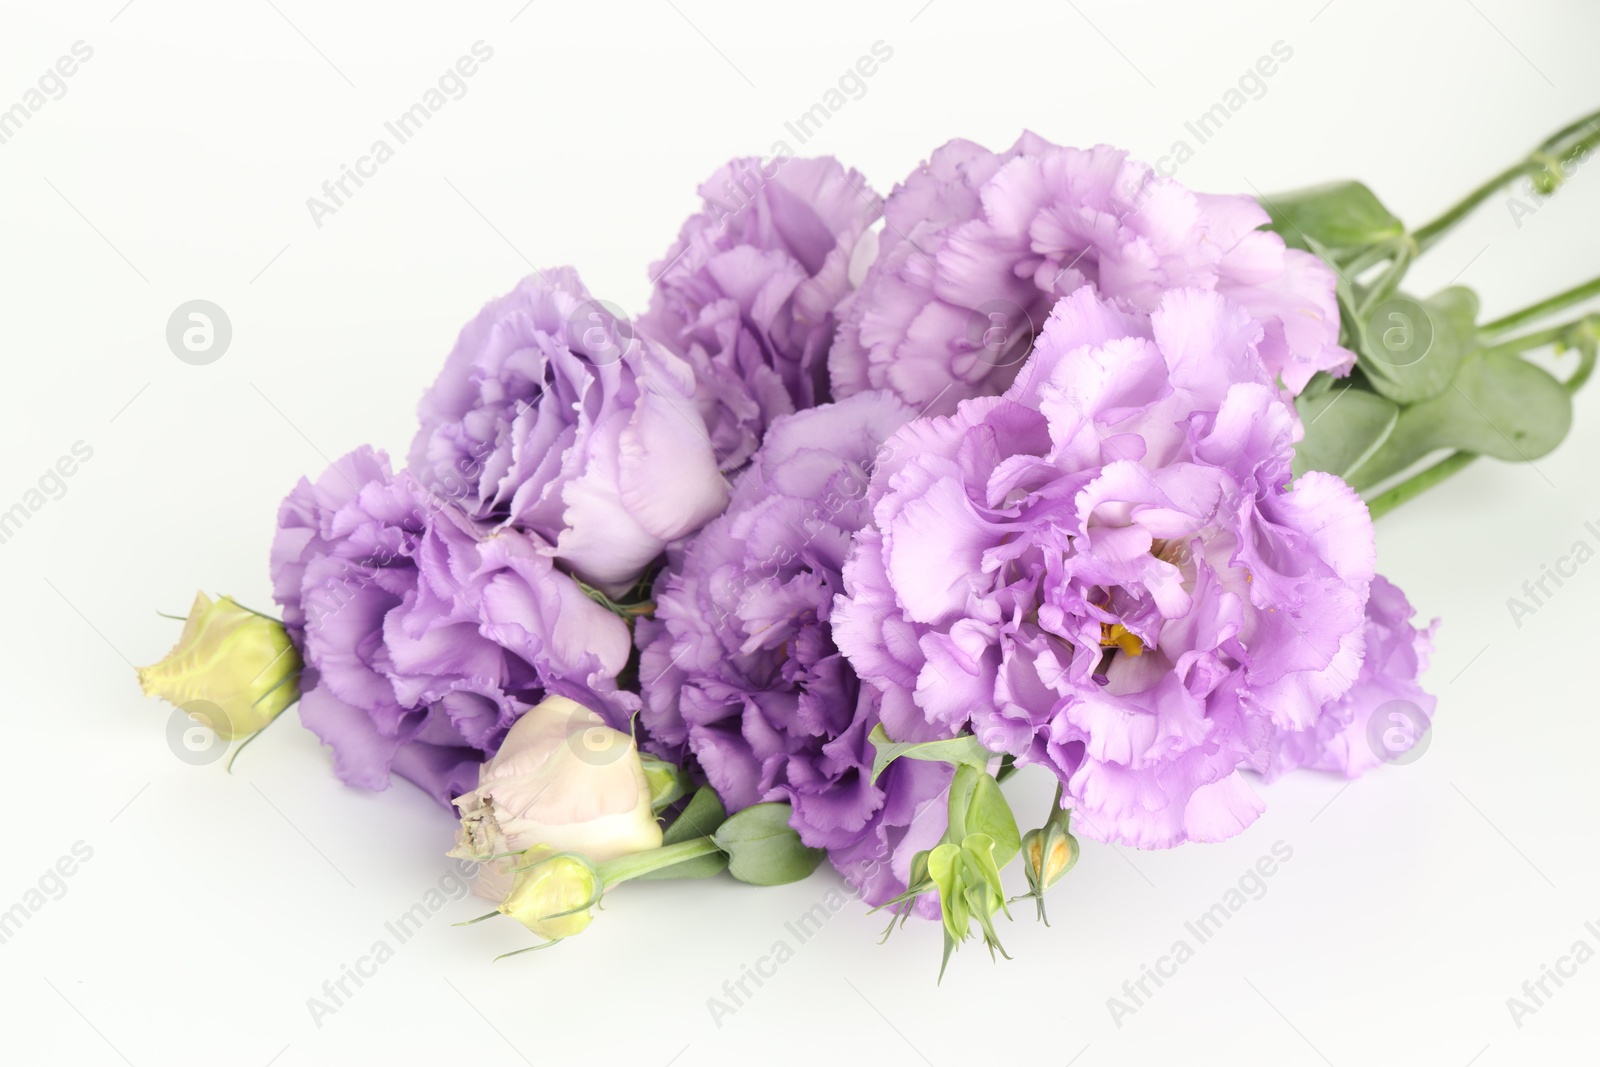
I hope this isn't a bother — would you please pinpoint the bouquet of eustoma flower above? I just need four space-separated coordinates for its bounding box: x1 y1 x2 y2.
137 108 1599 972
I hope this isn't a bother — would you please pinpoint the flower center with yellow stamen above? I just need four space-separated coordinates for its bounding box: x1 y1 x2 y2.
1099 622 1144 657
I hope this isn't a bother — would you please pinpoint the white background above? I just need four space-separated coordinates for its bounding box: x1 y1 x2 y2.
2 1 1597 1064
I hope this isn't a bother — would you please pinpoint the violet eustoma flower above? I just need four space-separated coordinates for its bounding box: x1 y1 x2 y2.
409 266 728 596
637 392 952 906
270 446 636 805
639 156 882 469
829 133 1353 413
1262 575 1438 779
834 287 1375 849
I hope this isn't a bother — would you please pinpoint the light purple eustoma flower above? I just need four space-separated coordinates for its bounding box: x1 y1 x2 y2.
637 392 952 906
271 446 637 806
639 156 882 469
409 266 728 596
829 133 1353 413
1261 575 1438 780
834 287 1376 849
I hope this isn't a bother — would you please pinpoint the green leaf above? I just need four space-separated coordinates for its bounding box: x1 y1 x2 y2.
964 773 1021 869
643 789 732 879
938 928 957 984
960 834 1005 901
1301 233 1367 355
873 848 935 933
926 842 966 944
946 764 979 843
1299 370 1339 400
1261 181 1404 261
906 849 931 894
1348 349 1573 490
868 723 995 783
712 802 826 886
1360 288 1478 405
1293 387 1400 481
958 836 1012 960
662 785 728 845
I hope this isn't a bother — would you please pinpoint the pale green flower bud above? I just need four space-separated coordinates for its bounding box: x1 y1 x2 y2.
1022 822 1078 891
1019 795 1079 924
136 592 300 740
639 753 690 813
498 850 601 941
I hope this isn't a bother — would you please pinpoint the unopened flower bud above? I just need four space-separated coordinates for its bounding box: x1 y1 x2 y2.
1018 800 1079 925
498 851 601 941
450 696 662 902
639 753 689 813
137 592 300 740
1022 820 1078 896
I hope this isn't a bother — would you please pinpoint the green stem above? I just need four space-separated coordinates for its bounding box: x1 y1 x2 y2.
1357 241 1415 316
1479 323 1578 359
594 837 722 889
1342 241 1399 279
1366 452 1481 520
1354 110 1600 520
1481 275 1600 338
1477 314 1600 367
574 577 656 620
1031 782 1070 837
1538 106 1600 152
1411 161 1538 252
1412 111 1600 252
1565 340 1598 395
